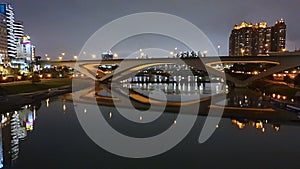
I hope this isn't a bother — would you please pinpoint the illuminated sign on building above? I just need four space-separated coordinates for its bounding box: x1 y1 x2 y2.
22 36 31 45
0 4 6 15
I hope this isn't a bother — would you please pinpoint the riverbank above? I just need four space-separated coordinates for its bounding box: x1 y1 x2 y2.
250 80 299 98
0 78 72 95
0 78 93 113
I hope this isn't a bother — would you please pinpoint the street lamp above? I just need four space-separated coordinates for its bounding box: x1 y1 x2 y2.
169 51 174 58
61 52 65 56
58 56 62 61
45 54 50 61
174 47 178 58
113 53 118 59
217 45 220 56
74 55 78 60
92 54 96 59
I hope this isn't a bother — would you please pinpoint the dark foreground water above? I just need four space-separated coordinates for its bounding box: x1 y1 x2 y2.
1 93 300 169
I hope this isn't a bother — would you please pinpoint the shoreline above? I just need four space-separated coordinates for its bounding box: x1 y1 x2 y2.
0 85 72 113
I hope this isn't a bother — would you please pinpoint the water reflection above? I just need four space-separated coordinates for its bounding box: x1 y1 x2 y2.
231 119 281 133
1 94 300 168
0 104 39 168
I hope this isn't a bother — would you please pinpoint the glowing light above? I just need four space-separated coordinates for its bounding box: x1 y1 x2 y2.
273 125 280 132
109 112 113 118
113 53 118 59
63 104 66 111
255 122 263 129
45 98 50 107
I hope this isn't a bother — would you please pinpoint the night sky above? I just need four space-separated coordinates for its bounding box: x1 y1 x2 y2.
7 0 300 59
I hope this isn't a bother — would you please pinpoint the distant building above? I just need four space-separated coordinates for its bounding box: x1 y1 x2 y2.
101 51 113 60
229 19 286 56
15 35 35 71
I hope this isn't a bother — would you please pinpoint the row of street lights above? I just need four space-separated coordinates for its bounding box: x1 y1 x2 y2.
44 45 222 61
44 52 95 61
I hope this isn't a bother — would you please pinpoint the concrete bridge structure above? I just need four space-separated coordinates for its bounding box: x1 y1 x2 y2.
41 55 300 87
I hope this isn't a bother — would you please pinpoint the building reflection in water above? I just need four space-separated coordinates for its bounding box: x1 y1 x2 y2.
0 103 39 168
231 119 280 133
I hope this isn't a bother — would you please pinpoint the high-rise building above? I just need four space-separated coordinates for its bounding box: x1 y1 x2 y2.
271 19 286 52
229 19 286 56
14 21 24 43
0 3 16 61
0 13 8 71
0 3 33 72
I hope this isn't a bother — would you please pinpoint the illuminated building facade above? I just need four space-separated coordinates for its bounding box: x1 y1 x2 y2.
0 3 33 72
229 19 286 56
15 35 35 71
13 21 23 43
0 13 8 72
0 3 16 62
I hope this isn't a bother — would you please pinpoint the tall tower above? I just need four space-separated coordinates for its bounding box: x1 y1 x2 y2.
14 21 24 43
271 19 286 52
229 19 286 56
0 13 8 68
0 3 16 62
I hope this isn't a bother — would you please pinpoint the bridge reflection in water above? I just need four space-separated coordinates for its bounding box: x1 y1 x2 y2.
87 74 300 126
1 84 300 168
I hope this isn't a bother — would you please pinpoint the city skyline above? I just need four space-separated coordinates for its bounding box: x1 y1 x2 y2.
7 0 300 59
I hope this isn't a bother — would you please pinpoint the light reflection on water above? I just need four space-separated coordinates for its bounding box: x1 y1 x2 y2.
1 89 300 168
0 104 38 168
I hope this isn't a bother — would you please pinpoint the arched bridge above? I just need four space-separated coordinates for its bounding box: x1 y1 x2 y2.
41 55 300 87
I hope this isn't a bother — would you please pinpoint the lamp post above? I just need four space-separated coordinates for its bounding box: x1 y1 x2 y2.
45 54 50 61
169 51 174 58
113 53 118 59
74 55 78 60
174 47 178 58
217 45 220 56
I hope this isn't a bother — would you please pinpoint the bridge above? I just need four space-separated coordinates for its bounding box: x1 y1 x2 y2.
41 55 300 87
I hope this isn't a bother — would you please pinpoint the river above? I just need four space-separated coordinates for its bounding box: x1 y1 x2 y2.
1 82 300 169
